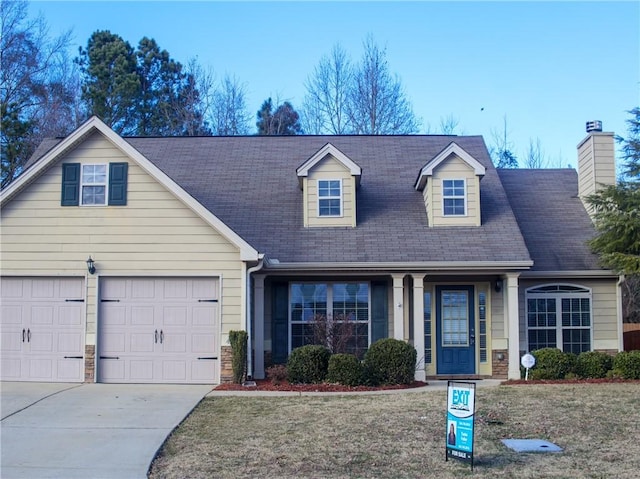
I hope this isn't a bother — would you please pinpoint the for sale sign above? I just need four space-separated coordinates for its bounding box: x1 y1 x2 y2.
446 381 476 470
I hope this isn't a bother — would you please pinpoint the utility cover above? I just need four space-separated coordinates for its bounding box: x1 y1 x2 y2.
501 439 563 453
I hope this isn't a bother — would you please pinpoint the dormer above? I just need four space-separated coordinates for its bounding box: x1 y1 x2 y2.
415 142 485 227
297 143 361 228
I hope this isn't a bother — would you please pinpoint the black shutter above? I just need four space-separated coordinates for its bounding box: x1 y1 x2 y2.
108 162 128 206
61 163 80 206
271 282 289 364
371 281 388 343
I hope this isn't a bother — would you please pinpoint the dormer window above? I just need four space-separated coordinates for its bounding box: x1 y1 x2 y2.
442 179 466 216
318 179 342 216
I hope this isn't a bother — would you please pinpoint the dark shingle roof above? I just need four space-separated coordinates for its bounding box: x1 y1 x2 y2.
124 135 532 266
498 169 601 271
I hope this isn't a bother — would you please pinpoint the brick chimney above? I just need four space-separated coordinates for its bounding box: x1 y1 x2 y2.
577 120 615 212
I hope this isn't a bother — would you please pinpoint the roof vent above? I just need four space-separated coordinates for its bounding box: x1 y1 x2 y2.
586 120 603 133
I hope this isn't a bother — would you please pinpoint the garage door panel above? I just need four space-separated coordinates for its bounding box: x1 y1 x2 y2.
130 333 154 353
58 332 83 354
29 332 54 353
162 361 187 381
98 277 219 384
31 306 54 325
163 306 187 326
59 306 83 326
1 358 22 379
31 279 54 299
193 306 217 326
131 306 154 325
57 358 83 380
28 358 53 380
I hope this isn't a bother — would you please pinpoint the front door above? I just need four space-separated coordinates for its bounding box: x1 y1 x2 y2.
436 286 475 375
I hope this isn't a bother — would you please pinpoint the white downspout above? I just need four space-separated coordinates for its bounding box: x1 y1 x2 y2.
245 256 264 381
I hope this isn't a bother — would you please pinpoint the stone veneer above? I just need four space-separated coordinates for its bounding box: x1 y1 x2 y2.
492 349 508 378
84 345 95 382
220 345 234 383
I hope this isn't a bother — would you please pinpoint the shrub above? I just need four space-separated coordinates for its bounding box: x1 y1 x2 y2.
265 364 288 385
612 350 640 379
575 351 613 379
228 330 248 384
327 354 364 386
363 338 416 385
530 348 576 380
287 345 331 384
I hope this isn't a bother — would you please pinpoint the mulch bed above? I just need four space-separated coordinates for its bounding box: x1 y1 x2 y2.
214 379 428 392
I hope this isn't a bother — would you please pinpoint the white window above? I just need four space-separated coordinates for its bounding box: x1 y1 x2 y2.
442 179 466 216
81 164 107 205
318 179 342 217
526 285 592 354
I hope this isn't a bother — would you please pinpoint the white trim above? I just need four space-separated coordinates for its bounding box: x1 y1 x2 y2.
297 143 362 177
415 142 486 190
441 178 467 217
0 116 260 262
525 282 594 354
264 260 533 272
317 178 343 217
80 163 108 206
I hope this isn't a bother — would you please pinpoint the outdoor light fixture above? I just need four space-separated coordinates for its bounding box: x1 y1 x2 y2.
86 256 96 275
494 280 503 293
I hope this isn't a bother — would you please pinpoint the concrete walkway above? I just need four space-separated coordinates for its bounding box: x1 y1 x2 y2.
1 382 212 479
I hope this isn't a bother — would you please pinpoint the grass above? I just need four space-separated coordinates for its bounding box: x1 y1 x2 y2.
148 383 640 479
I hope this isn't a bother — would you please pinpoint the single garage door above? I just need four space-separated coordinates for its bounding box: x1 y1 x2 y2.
0 277 85 382
98 277 220 384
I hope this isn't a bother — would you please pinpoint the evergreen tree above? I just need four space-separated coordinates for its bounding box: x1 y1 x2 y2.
587 107 640 274
256 98 301 135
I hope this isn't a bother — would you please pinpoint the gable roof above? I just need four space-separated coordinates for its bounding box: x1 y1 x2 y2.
297 142 362 177
498 168 605 274
0 117 260 262
117 134 531 270
415 141 486 190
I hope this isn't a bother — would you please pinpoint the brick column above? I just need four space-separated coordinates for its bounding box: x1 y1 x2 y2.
84 345 95 382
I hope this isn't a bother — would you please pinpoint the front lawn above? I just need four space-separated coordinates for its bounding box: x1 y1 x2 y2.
148 383 640 479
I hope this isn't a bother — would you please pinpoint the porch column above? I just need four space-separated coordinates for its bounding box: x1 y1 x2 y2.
392 274 405 340
253 275 266 379
505 273 521 380
412 274 426 381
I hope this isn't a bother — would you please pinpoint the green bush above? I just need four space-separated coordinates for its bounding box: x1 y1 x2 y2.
228 330 248 384
327 354 364 386
612 350 640 379
530 348 576 380
287 345 331 384
575 351 613 379
363 338 416 385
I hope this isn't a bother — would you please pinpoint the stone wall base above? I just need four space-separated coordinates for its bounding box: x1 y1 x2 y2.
492 349 508 379
220 345 233 383
84 345 95 382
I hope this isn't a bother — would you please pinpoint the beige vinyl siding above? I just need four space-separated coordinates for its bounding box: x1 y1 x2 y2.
429 155 481 227
577 132 616 200
1 131 245 346
491 287 507 349
304 155 356 227
519 278 620 352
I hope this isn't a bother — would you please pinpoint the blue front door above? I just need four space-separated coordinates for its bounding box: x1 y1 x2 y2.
436 286 476 375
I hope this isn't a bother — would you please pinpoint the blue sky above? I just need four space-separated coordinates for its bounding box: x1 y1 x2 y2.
31 1 639 167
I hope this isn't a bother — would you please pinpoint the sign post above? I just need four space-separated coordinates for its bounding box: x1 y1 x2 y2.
445 381 476 470
521 353 536 381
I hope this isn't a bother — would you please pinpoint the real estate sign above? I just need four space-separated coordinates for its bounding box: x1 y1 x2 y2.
446 381 476 470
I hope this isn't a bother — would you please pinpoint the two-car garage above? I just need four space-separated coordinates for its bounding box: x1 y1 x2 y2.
0 276 220 384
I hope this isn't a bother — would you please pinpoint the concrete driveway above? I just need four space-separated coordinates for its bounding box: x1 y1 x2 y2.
1 382 213 479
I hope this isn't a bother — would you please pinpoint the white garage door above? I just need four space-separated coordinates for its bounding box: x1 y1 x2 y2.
0 277 85 382
98 277 220 384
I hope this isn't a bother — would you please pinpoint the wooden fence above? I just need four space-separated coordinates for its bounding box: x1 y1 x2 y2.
623 323 640 351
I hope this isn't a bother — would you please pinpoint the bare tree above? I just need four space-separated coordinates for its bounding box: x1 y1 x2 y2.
209 74 251 135
347 36 421 134
1 0 76 186
301 44 353 134
439 114 462 135
489 115 518 168
523 137 547 168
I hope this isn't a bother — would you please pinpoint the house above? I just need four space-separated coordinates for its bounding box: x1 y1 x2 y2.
0 117 623 384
